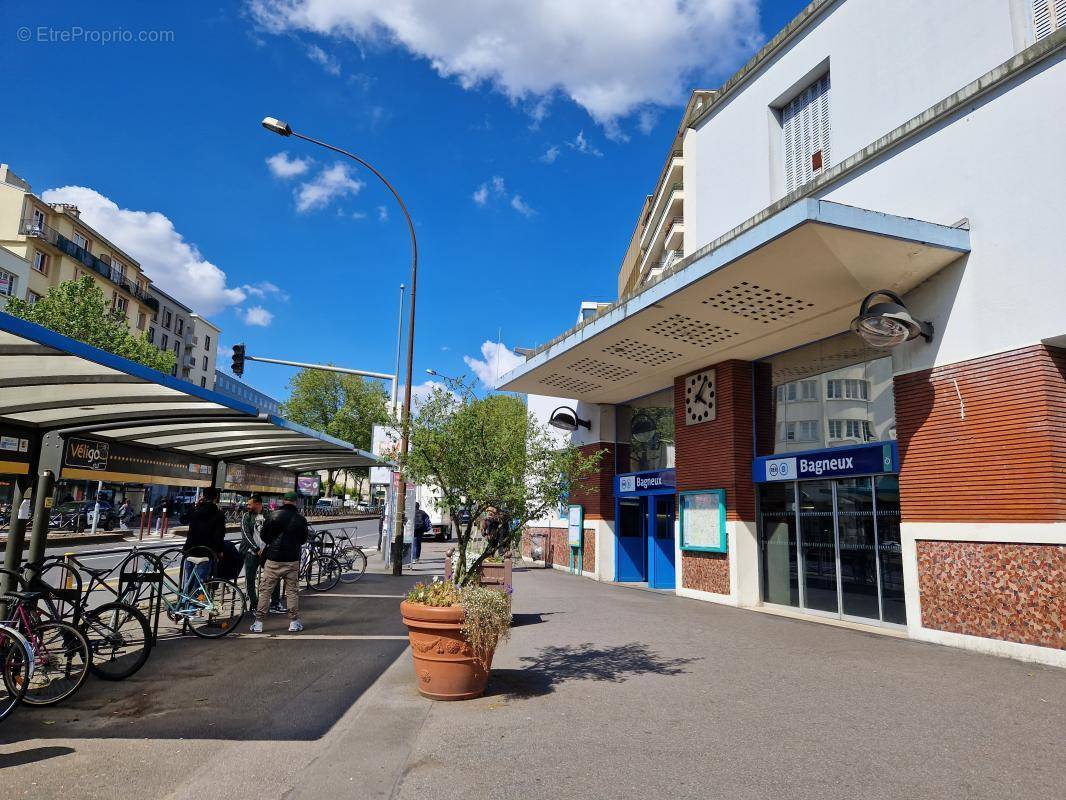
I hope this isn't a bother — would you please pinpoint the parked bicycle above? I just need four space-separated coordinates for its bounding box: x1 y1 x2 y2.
300 533 341 592
31 555 153 681
0 622 32 723
0 568 90 706
119 548 246 639
311 526 367 584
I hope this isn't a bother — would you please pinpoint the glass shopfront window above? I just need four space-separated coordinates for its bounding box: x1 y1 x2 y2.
615 388 675 474
756 331 896 455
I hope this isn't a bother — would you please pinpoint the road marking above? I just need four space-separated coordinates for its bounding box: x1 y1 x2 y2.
240 633 408 640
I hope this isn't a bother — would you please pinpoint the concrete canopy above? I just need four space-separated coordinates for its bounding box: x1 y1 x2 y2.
0 312 383 472
499 199 970 403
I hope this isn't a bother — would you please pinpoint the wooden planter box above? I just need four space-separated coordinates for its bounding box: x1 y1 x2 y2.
443 551 513 589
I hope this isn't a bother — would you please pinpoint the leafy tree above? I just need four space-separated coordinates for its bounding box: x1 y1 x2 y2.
281 369 390 494
6 276 175 373
404 379 602 585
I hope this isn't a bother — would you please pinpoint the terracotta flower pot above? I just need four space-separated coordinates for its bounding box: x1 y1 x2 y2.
400 600 494 701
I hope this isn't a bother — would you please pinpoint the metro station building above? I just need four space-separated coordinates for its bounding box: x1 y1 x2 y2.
504 1 1066 666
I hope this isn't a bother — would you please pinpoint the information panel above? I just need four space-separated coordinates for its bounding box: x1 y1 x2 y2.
61 437 213 487
224 462 295 495
0 422 34 476
679 489 727 553
567 504 584 548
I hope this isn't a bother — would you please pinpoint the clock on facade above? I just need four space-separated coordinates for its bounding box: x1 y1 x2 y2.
684 369 716 425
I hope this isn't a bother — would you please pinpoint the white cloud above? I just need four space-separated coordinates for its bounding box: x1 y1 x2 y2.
376 205 389 221
638 108 660 135
242 306 275 326
307 43 341 75
567 130 603 157
242 281 289 302
249 0 762 127
464 340 525 389
295 162 364 212
539 144 560 164
510 194 535 217
352 210 368 219
41 186 246 315
472 184 490 206
266 151 312 179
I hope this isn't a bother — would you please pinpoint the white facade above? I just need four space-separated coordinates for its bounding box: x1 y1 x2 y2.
683 0 1064 378
0 246 29 307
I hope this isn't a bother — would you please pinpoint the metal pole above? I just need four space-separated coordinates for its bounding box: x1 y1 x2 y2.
89 479 102 535
24 470 55 581
245 355 394 380
392 284 405 416
285 130 418 578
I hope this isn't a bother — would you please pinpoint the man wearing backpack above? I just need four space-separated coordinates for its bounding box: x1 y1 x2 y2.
413 502 432 562
250 491 308 633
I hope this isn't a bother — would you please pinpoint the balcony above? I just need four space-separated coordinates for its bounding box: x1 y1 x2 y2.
21 218 159 311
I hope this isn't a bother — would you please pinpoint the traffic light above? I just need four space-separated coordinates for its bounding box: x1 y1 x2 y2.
231 344 246 377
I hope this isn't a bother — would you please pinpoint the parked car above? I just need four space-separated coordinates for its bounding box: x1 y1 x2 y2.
53 500 119 531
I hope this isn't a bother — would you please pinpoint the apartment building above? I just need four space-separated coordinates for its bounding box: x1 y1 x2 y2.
148 286 221 388
507 1 1066 667
0 245 30 307
213 370 283 415
0 164 158 326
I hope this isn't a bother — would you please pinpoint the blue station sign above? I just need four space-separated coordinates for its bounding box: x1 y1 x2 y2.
753 441 898 483
615 468 676 495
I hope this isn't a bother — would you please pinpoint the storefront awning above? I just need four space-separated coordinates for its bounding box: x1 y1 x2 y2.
499 199 969 403
0 312 383 473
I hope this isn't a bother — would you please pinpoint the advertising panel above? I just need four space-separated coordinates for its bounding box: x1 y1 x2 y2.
61 437 213 487
224 462 295 494
297 475 322 496
0 422 35 476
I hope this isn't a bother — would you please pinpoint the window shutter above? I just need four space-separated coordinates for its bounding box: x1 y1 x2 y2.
1033 0 1066 40
782 73 831 194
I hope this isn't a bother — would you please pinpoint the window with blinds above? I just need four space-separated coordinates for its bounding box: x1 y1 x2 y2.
781 73 830 194
1033 0 1066 41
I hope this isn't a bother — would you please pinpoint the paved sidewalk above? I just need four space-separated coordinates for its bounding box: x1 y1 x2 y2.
389 565 1066 800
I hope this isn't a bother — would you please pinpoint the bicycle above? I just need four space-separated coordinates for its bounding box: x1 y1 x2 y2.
119 548 246 639
299 538 341 592
0 622 32 723
32 556 153 681
0 572 90 706
318 526 368 584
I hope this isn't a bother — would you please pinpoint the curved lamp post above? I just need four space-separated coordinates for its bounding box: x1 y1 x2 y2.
262 116 418 576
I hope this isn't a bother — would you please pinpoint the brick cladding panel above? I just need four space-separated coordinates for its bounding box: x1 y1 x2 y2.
681 551 730 594
574 442 615 521
895 345 1066 522
917 540 1066 650
673 360 756 521
521 526 594 572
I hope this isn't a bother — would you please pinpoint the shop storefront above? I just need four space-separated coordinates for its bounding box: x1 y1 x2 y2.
754 442 904 627
614 468 676 588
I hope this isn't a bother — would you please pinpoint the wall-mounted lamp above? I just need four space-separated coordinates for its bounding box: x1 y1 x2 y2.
850 290 933 348
548 406 591 432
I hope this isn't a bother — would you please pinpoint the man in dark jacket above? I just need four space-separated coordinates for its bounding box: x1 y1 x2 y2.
250 491 308 633
181 487 226 594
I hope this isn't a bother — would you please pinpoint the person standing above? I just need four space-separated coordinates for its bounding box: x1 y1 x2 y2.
182 487 226 592
413 502 431 562
117 499 134 531
250 491 308 633
239 495 285 614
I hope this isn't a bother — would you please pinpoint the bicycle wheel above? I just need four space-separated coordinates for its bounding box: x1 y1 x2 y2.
0 626 31 723
338 547 367 583
185 579 245 639
36 560 83 623
84 602 152 680
313 529 336 557
21 620 90 706
305 554 341 592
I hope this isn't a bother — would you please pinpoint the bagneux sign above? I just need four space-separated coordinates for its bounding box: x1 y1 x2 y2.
754 442 898 483
616 469 676 495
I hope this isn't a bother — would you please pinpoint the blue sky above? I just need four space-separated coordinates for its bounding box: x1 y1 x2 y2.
1 1 808 402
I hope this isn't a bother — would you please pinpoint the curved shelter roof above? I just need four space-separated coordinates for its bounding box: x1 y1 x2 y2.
0 312 383 472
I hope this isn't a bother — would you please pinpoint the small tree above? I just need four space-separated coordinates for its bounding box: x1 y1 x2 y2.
282 369 389 493
405 380 602 585
6 276 175 373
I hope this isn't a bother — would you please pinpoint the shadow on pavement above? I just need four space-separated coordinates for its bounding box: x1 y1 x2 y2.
0 573 423 744
0 746 75 768
486 641 698 698
510 611 558 628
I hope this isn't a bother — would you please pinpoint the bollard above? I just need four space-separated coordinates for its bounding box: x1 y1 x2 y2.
160 507 169 538
64 552 76 589
142 507 154 542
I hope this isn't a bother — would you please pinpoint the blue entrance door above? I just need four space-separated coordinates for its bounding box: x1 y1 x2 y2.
616 497 647 582
648 495 676 589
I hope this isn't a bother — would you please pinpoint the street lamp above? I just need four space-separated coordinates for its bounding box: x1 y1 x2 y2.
548 406 591 432
262 116 418 576
850 290 933 348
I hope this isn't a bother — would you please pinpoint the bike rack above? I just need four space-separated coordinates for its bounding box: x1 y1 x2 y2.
118 557 165 646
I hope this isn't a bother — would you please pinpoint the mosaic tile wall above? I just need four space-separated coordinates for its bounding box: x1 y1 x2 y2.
916 540 1066 650
681 550 730 595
